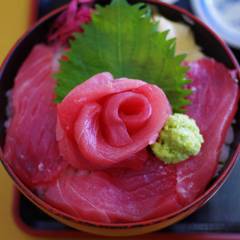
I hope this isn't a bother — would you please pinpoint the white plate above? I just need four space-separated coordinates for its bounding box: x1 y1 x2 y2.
191 0 240 48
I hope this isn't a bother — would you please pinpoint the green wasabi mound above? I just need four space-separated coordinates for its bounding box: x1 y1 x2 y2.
151 113 204 164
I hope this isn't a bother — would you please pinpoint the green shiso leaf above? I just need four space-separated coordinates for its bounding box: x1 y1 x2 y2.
55 0 191 112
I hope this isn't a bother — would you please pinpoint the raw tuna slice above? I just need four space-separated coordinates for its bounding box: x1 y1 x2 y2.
57 72 171 170
44 160 181 223
3 45 66 188
42 58 238 223
176 58 239 204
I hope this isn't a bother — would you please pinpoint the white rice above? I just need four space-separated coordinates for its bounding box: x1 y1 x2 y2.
4 90 13 128
215 124 235 177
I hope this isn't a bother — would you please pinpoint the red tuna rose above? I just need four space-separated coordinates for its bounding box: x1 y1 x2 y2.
57 72 171 170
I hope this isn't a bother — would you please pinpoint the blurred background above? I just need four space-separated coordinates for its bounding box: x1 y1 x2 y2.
0 1 32 63
0 2 52 240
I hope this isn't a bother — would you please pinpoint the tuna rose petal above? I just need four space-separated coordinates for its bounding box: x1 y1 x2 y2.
57 72 171 170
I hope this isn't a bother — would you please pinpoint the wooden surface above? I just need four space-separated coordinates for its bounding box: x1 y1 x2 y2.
0 1 31 63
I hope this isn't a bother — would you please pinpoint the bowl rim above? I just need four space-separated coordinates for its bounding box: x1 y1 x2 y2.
0 0 240 229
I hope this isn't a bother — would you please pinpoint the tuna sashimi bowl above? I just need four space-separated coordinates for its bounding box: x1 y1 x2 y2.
0 0 239 236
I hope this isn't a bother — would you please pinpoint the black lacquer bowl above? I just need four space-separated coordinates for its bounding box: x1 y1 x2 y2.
0 0 239 237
